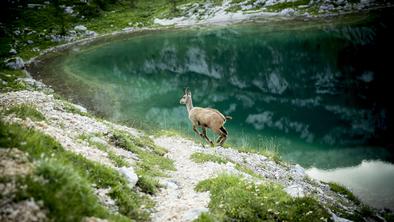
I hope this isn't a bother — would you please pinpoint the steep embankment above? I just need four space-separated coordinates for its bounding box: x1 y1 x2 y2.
0 87 381 221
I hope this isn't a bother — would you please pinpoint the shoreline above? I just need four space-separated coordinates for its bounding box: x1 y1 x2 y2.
2 5 394 221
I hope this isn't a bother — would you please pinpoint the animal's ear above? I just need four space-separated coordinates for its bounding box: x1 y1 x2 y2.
186 87 191 95
183 87 188 94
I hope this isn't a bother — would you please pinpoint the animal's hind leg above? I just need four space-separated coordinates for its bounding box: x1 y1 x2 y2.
202 128 214 146
218 127 228 146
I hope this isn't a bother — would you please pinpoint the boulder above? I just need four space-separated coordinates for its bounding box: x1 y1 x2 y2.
279 8 295 16
74 25 87 32
5 57 25 70
183 208 209 221
9 49 17 55
284 184 305 197
118 167 138 188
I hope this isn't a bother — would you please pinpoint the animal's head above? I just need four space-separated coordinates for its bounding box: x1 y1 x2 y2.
180 87 192 104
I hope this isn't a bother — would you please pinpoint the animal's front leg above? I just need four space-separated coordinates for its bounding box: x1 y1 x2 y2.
202 128 214 147
192 125 203 137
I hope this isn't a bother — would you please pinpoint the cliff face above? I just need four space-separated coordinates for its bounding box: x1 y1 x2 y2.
0 88 377 221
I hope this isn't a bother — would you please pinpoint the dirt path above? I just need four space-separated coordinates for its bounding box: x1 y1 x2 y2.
151 137 241 222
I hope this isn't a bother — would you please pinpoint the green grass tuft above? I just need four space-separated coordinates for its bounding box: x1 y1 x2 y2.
110 131 174 194
328 182 360 204
4 104 46 121
190 152 228 164
0 120 153 221
195 174 331 222
16 159 128 222
266 0 310 11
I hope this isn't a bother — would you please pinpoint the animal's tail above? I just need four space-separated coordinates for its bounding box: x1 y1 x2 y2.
225 116 232 120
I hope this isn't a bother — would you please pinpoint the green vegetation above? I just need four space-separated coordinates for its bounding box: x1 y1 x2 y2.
328 182 360 204
190 152 263 179
17 159 129 222
191 152 228 164
4 104 46 121
110 130 174 194
0 120 154 221
0 69 27 92
195 174 331 222
266 0 310 11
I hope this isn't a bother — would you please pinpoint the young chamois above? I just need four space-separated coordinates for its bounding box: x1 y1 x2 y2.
179 88 231 146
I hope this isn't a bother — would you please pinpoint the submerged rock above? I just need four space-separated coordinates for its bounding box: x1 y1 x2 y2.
118 167 138 188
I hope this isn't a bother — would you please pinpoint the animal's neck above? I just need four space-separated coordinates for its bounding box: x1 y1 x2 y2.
186 98 193 113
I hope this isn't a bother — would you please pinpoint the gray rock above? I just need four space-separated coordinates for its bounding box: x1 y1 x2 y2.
90 137 107 146
284 184 305 197
163 180 179 189
290 164 305 178
279 8 295 16
9 48 17 55
5 57 24 69
64 6 74 14
183 208 208 221
27 40 34 45
72 104 88 113
118 167 138 188
17 78 46 89
85 30 97 37
74 25 87 32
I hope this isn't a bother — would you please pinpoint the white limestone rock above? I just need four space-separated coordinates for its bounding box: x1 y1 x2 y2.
74 25 88 32
118 167 138 188
5 57 24 69
285 184 305 197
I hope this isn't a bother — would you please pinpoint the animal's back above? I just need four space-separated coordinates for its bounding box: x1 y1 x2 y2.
189 107 225 128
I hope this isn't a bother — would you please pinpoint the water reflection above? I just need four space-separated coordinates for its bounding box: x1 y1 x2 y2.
306 161 394 210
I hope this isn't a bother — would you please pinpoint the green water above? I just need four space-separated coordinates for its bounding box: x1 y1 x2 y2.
30 9 394 209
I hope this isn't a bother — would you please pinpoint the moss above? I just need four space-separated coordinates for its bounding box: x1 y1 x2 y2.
0 120 153 221
4 104 46 122
195 174 331 222
191 152 228 164
328 182 360 205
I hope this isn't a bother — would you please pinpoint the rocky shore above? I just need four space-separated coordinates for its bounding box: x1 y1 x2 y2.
0 85 376 221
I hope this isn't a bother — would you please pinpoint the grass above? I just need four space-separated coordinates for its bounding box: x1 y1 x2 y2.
0 69 27 92
266 0 310 11
4 104 46 122
0 120 154 221
110 130 175 194
195 174 331 222
16 159 129 222
328 182 360 205
191 152 228 164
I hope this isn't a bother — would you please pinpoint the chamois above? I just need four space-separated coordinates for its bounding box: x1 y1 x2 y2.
179 88 231 146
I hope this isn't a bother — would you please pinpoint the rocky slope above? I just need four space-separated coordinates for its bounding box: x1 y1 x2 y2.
0 83 376 221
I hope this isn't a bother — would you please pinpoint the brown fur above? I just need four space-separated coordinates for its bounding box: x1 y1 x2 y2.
180 88 231 146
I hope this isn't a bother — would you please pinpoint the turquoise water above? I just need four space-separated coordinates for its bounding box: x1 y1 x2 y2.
30 10 394 209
